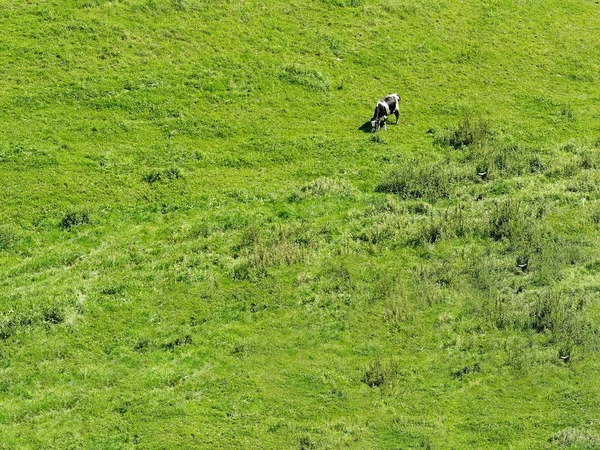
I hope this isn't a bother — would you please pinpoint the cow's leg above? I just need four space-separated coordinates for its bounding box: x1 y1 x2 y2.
383 116 388 131
394 110 399 125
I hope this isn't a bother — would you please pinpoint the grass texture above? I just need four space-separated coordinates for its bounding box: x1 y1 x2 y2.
1 0 600 448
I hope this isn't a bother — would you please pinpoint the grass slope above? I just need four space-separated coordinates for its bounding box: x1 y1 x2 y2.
1 0 600 448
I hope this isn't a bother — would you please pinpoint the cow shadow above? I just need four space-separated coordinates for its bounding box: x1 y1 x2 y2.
358 121 373 133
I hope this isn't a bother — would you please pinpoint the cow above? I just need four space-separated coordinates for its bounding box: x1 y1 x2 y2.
371 94 401 132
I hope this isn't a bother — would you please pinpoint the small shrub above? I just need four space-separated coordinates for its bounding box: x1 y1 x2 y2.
320 0 363 7
579 149 597 170
165 167 181 179
465 249 502 292
320 262 352 294
530 240 575 286
299 436 318 450
355 214 406 245
232 261 254 281
0 315 16 340
527 291 597 350
100 285 125 296
370 133 386 144
418 218 445 244
134 339 151 353
504 338 529 374
566 172 600 194
143 170 162 184
411 263 454 305
233 224 313 279
407 201 431 215
529 292 559 333
370 273 397 303
59 211 90 230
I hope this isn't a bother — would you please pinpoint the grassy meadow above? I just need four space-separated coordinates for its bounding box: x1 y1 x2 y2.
1 0 600 448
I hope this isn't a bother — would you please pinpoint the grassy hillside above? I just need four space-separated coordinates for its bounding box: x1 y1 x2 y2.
1 0 600 448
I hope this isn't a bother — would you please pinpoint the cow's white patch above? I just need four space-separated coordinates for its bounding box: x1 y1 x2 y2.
377 100 390 116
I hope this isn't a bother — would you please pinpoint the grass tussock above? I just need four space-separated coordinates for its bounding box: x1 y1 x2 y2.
362 357 397 388
233 224 316 279
436 114 493 149
406 204 471 245
59 211 90 230
142 167 182 184
375 158 463 201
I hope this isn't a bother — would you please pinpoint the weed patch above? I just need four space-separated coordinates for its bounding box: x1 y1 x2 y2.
142 167 182 184
232 223 316 279
59 211 90 230
451 362 481 380
362 357 397 388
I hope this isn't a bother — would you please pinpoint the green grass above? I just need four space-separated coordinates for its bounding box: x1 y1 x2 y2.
1 0 600 448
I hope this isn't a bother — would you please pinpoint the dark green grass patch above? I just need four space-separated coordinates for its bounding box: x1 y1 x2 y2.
375 157 466 201
59 211 90 230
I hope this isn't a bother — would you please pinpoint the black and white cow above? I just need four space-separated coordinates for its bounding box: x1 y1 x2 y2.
371 94 401 132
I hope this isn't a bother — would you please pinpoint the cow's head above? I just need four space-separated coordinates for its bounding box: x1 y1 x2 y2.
371 119 380 132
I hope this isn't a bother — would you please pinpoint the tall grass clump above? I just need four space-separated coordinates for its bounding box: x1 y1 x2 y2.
0 226 14 250
142 167 182 184
466 143 547 177
406 204 473 246
361 357 397 388
482 287 598 357
232 223 316 279
485 199 584 284
436 114 492 149
59 211 90 230
376 158 462 201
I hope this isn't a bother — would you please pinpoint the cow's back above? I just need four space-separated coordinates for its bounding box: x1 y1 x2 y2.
383 94 399 113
